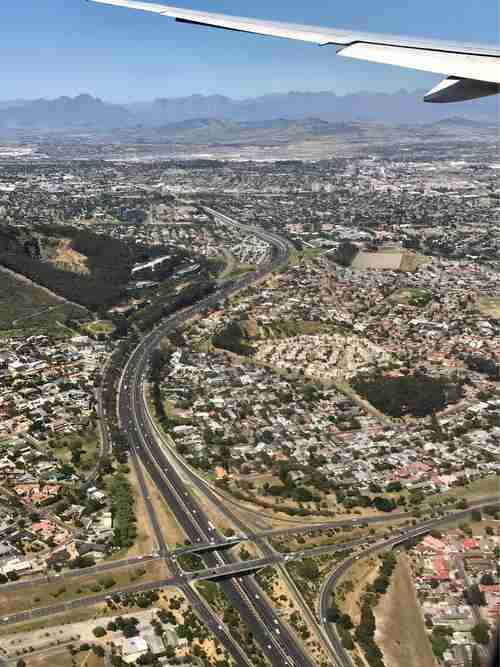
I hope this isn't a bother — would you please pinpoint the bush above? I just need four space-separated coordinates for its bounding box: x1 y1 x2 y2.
92 627 106 638
471 621 490 645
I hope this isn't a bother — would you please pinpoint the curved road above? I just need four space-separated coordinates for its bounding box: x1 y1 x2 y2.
318 500 500 667
118 213 316 667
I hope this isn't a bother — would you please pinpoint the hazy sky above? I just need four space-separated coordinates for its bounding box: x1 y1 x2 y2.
2 0 498 101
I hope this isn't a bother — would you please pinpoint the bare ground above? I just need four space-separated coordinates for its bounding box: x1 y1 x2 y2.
375 554 436 667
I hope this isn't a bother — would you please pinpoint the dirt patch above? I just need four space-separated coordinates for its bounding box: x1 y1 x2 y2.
265 567 330 665
375 554 436 667
25 650 103 667
478 296 500 319
49 239 90 275
429 475 500 505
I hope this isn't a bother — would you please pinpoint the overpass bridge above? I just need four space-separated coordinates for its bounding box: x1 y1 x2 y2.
190 556 281 582
389 525 432 549
174 537 242 557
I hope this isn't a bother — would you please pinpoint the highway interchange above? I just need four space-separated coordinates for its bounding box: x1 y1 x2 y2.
1 210 498 667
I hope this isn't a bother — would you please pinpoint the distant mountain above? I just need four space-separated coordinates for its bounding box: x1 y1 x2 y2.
136 89 498 124
0 90 497 131
144 117 362 144
0 99 28 110
430 115 497 128
0 94 132 129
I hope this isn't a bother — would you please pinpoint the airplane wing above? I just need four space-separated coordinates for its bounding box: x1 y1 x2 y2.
88 0 500 102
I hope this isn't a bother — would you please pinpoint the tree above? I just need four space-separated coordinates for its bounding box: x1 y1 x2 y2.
431 627 452 659
466 585 487 607
471 621 490 645
92 626 106 638
98 575 116 589
326 607 340 623
297 559 320 581
385 481 402 493
373 496 396 513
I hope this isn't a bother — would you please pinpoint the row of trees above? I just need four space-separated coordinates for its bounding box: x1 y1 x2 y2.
327 553 398 666
110 473 137 548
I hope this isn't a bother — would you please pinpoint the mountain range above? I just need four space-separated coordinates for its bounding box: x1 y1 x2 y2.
0 90 497 131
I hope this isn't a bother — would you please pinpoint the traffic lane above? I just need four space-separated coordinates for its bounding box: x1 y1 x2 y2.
119 221 320 666
0 556 159 593
128 399 267 667
0 577 178 627
136 441 295 665
130 379 314 666
125 341 499 667
182 585 254 667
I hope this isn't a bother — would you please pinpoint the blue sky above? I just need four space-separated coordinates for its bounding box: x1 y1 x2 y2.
1 0 498 101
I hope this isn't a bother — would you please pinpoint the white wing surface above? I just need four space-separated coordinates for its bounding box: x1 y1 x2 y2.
88 0 500 102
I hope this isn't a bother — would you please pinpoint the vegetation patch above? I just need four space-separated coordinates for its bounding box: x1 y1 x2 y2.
0 270 87 334
0 223 185 310
352 372 463 418
212 317 329 356
84 319 115 337
109 473 137 549
212 319 257 356
391 288 433 307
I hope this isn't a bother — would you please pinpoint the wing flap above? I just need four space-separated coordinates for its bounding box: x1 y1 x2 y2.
337 43 500 85
424 77 500 102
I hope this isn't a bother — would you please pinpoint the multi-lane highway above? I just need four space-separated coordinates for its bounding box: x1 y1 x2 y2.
114 209 500 667
3 209 496 667
117 225 318 666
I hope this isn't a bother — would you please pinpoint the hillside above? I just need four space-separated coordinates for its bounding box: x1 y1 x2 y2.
0 224 187 311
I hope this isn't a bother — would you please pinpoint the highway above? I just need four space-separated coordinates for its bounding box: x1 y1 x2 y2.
1 491 497 667
2 207 497 666
115 209 500 667
115 211 319 666
119 307 317 663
